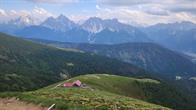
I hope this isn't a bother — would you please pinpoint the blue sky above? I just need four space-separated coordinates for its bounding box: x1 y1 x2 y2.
0 0 96 15
0 0 196 26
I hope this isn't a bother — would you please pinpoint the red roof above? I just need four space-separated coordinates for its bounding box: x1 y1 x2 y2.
63 83 73 87
63 80 82 87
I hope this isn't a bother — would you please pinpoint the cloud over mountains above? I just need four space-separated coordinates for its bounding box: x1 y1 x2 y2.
0 7 53 24
0 0 196 26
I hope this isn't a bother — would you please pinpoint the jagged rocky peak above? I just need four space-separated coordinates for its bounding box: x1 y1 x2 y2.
41 14 77 32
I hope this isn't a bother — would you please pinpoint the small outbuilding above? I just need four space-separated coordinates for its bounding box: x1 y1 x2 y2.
72 80 82 87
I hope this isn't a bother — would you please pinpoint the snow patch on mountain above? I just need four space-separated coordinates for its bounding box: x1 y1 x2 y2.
8 15 36 26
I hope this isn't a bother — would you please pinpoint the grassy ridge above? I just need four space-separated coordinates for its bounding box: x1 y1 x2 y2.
68 74 159 100
0 74 172 110
56 74 196 110
2 74 194 110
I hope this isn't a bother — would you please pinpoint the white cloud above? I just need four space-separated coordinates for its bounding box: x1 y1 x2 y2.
0 9 8 23
32 6 53 18
137 4 169 16
0 0 196 26
69 14 90 24
97 0 175 6
97 0 196 14
93 6 196 26
175 12 196 22
0 9 6 16
95 0 196 26
97 0 194 6
26 0 79 3
62 3 196 26
96 5 101 10
0 7 53 24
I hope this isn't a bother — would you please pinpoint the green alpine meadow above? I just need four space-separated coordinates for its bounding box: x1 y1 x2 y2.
0 1 196 110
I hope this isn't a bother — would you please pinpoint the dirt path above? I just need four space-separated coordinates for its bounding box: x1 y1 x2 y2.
0 97 48 110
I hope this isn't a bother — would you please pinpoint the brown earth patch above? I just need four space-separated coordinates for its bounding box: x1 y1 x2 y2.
0 97 48 110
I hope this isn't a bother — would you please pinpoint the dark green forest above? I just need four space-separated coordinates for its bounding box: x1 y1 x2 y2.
0 33 147 91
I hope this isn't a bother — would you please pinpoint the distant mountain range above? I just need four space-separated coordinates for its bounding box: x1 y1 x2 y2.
41 15 78 32
0 16 36 35
0 15 196 54
8 15 36 27
0 15 150 43
142 21 196 54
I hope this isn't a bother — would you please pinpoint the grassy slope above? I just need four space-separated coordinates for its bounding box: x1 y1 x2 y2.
0 74 172 110
0 33 148 91
0 33 195 109
2 74 195 110
63 74 196 110
34 39 196 107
